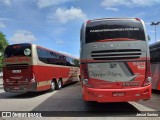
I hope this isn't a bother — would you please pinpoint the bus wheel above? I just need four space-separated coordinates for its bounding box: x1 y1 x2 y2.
57 79 62 90
50 81 56 92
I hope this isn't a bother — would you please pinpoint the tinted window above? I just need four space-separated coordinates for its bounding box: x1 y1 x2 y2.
37 47 79 67
86 19 145 43
4 44 31 58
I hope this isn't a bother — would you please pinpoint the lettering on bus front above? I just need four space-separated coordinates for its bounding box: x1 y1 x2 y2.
90 28 140 33
88 63 137 82
90 71 122 78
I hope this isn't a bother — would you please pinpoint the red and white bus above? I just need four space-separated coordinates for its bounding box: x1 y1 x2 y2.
80 18 152 102
150 42 160 90
3 43 80 92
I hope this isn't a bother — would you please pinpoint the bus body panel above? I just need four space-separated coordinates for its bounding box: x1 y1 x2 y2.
33 65 79 91
80 18 151 102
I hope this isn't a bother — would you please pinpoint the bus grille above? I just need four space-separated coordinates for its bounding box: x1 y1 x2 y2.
91 49 142 60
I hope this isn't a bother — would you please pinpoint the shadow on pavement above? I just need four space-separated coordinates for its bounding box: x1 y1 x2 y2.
0 82 78 99
0 91 48 99
152 89 160 94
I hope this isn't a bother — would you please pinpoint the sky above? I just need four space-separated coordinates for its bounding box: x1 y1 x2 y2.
0 0 160 58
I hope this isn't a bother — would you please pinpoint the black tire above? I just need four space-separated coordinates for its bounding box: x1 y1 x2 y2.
49 81 56 92
57 80 62 90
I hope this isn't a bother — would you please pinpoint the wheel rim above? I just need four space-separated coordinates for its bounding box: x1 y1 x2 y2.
58 81 62 88
51 82 55 90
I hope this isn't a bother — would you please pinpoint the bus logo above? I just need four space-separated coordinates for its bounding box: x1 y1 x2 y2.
24 48 31 56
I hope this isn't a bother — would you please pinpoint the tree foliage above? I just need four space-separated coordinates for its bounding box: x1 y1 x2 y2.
0 32 9 70
73 59 80 67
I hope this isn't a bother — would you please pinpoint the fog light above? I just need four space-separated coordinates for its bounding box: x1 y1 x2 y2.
135 94 140 96
98 95 103 97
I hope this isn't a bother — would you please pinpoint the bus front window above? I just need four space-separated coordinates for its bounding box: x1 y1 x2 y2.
85 19 145 43
4 44 31 58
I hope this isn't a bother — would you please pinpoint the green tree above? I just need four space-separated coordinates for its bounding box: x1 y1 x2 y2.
0 32 9 71
73 59 80 67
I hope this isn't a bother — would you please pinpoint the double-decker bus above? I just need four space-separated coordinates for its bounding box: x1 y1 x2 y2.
3 43 80 92
150 42 160 90
80 18 152 102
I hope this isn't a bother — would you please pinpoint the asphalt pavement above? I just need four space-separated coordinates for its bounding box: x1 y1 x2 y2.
0 80 160 120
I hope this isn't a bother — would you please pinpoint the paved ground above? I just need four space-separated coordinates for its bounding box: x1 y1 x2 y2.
0 78 160 120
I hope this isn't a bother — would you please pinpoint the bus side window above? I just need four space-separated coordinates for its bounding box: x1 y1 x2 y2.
37 48 47 63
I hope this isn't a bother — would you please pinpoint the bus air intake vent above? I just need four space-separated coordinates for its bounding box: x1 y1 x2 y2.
91 49 142 60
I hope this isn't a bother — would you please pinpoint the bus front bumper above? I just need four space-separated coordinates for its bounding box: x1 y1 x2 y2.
82 84 151 102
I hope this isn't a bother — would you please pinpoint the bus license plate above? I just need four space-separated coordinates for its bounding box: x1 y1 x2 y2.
12 70 21 73
113 92 125 97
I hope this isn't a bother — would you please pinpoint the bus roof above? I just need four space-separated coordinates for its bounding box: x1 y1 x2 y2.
86 18 142 23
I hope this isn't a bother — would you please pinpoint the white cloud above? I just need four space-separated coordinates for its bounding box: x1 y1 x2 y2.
48 7 87 24
10 30 37 43
0 0 11 6
36 0 72 8
56 40 64 45
0 22 6 28
101 0 160 8
105 7 118 11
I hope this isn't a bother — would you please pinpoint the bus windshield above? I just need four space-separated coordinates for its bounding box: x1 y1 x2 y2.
4 44 31 58
85 19 145 43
